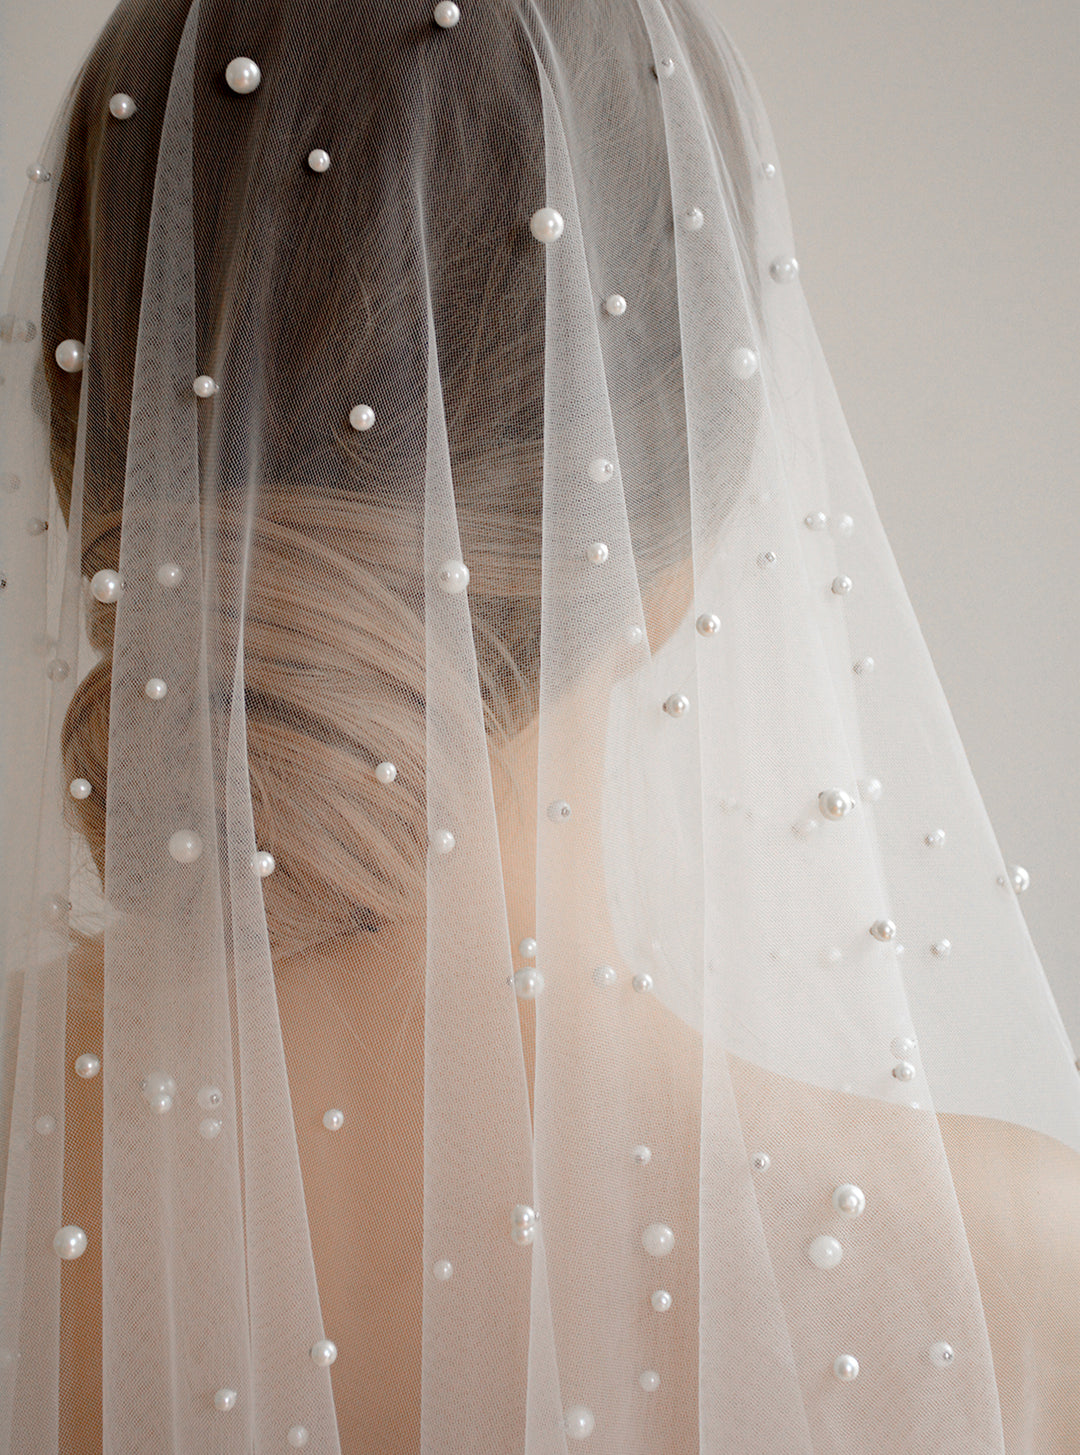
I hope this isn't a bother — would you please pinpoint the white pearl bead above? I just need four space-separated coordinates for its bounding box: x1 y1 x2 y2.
436 558 469 593
769 255 799 284
510 1204 537 1245
818 789 853 820
804 510 828 530
349 403 375 431
193 374 218 398
197 1085 223 1111
853 656 875 674
74 1053 101 1079
586 541 609 565
603 294 627 316
890 1035 916 1059
642 1222 674 1257
213 1388 237 1412
46 658 69 682
833 1354 859 1381
433 0 460 25
433 1259 453 1281
727 346 759 379
36 1115 56 1135
835 513 855 536
307 148 331 173
627 624 644 645
869 918 896 942
637 1369 660 1392
513 967 544 999
430 828 456 854
374 760 397 784
757 550 777 568
199 1117 223 1140
90 569 122 604
69 777 92 800
831 575 853 595
587 456 615 483
832 1183 866 1217
925 828 946 848
1009 864 1030 893
860 777 883 802
591 964 616 989
663 692 690 718
807 1234 843 1269
287 1425 310 1448
892 1060 916 1082
251 849 275 877
168 828 203 863
529 207 564 243
751 1151 770 1171
225 57 262 94
27 163 51 183
564 1406 595 1439
681 206 704 231
650 1289 672 1312
762 161 777 180
632 973 654 994
546 799 571 823
157 562 183 587
696 611 721 636
632 1144 651 1164
929 1341 956 1368
518 936 537 960
931 939 952 958
322 1108 345 1131
310 1338 337 1367
144 678 168 700
657 56 676 76
54 1225 88 1259
109 93 137 120
141 1071 177 1113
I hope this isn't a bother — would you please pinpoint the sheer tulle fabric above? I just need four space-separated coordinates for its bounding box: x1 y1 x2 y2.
1 0 1078 1452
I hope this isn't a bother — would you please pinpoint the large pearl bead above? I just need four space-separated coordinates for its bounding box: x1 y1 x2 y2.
931 939 952 958
564 1407 595 1439
54 1225 88 1259
157 562 183 587
430 828 456 854
832 1183 866 1217
349 403 375 431
632 1144 651 1164
251 849 275 877
69 778 92 800
168 829 203 863
144 677 167 701
432 1259 453 1281
818 789 853 820
807 1234 843 1269
591 964 616 989
322 1108 345 1131
641 1222 674 1257
310 1339 337 1367
518 936 537 959
55 339 85 373
663 692 690 718
529 207 564 243
436 559 469 593
925 828 946 848
307 148 331 173
213 1388 238 1412
193 374 218 398
769 255 800 284
696 611 721 636
433 0 461 25
225 57 261 94
141 1071 177 1113
632 973 654 994
929 1341 956 1368
74 1053 101 1078
108 93 137 120
831 575 853 595
1009 864 1030 893
892 1060 916 1082
603 294 627 316
869 918 896 942
375 761 397 785
833 1354 859 1381
513 967 544 999
27 163 51 183
804 510 828 530
586 541 609 565
650 1289 672 1312
727 346 759 379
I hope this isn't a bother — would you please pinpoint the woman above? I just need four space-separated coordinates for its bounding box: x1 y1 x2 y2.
1 0 1078 1450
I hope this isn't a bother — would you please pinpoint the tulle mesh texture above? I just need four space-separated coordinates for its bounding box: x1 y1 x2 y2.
1 0 1079 1452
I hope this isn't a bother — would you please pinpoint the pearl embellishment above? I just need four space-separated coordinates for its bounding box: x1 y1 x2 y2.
804 511 828 530
436 559 469 593
831 575 853 595
727 346 759 379
832 1183 866 1217
144 678 167 700
27 164 51 182
925 829 946 848
929 1341 956 1367
108 93 137 120
69 778 92 799
650 1289 672 1312
430 828 456 854
833 1354 859 1381
603 294 627 316
225 57 262 94
307 148 331 172
639 1370 661 1392
74 1053 101 1078
807 1234 843 1269
322 1108 345 1131
157 562 183 587
663 692 690 718
193 374 218 398
853 656 875 674
657 56 676 76
769 256 800 284
518 936 537 959
592 965 616 989
168 829 203 864
55 339 85 372
931 939 952 958
758 550 777 568
510 1204 537 1245
349 404 375 431
310 1339 337 1367
513 967 544 999
433 1259 453 1281
529 207 564 243
197 1086 223 1111
681 206 704 231
141 1072 177 1113
564 1407 595 1439
90 569 122 603
696 611 721 635
53 1226 88 1259
287 1429 310 1449
751 1152 770 1171
251 849 276 877
375 761 397 784
1008 864 1030 893
587 456 615 483
818 789 853 820
642 1222 674 1257
547 799 571 823
433 1 461 25
632 1144 651 1164
213 1388 238 1412
869 918 897 942
199 1118 223 1140
586 541 609 564
892 1061 916 1082
632 973 654 994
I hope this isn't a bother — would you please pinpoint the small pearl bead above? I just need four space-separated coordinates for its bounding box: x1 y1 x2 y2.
157 562 183 587
925 828 946 848
199 1117 223 1139
603 294 627 316
54 1225 88 1259
650 1289 672 1312
141 1071 177 1113
751 1151 770 1171
108 93 137 120
681 206 704 231
641 1222 674 1257
1009 864 1030 893
307 148 331 172
639 1369 661 1392
518 936 537 959
349 403 375 431
632 973 654 994
587 456 615 483
193 374 218 398
529 207 564 243
663 692 690 718
657 56 676 76
168 828 203 863
287 1426 310 1448
870 918 896 942
804 510 828 530
757 550 777 568
510 1204 537 1245
36 1115 56 1135
436 559 469 593
832 1183 866 1217
833 1354 859 1381
564 1407 594 1440
144 678 167 700
892 1060 916 1082
54 339 84 372
831 575 853 595
375 761 397 784
696 611 721 636
586 541 609 565
433 1259 453 1281
90 567 121 603
860 777 883 803
931 939 952 958
213 1388 237 1412
769 255 799 284
547 799 571 823
835 513 855 536
890 1035 916 1058
225 57 261 94
513 967 544 999
27 163 51 183
197 1086 223 1111
430 828 456 854
818 789 853 820
74 1053 101 1079
727 346 759 379
322 1108 345 1131
310 1339 337 1367
627 624 644 646
46 659 70 682
69 777 92 800
853 656 875 674
433 0 461 25
762 162 777 180
807 1234 843 1269
251 849 275 877
929 1341 956 1368
632 1144 651 1164
592 965 616 989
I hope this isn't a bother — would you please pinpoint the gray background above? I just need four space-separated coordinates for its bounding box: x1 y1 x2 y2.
2 0 1077 1043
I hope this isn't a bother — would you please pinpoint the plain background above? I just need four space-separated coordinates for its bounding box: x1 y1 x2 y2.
1 0 1078 1044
